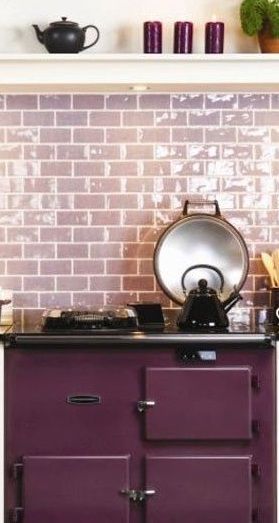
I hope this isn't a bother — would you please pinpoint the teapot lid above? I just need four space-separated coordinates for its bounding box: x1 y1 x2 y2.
50 17 78 27
196 279 217 296
189 279 217 297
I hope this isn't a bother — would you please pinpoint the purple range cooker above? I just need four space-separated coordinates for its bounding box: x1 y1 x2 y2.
5 304 276 523
4 200 276 523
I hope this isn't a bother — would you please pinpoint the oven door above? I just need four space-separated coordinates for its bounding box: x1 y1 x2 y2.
146 455 252 523
16 455 130 523
144 367 253 440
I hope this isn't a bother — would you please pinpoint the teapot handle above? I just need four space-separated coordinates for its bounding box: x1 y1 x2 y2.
181 264 225 293
81 25 100 51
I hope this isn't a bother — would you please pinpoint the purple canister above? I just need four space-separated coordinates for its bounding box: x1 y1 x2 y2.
144 21 162 53
174 21 193 53
205 21 225 53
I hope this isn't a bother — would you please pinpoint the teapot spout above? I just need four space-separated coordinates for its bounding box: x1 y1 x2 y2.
32 25 44 44
223 290 243 313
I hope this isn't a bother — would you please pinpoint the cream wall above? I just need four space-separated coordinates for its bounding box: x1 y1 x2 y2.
1 0 258 53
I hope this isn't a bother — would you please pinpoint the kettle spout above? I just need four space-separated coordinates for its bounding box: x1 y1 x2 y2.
223 290 243 313
32 25 44 44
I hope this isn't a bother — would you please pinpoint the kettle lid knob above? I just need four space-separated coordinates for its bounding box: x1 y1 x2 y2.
198 279 208 291
198 278 217 295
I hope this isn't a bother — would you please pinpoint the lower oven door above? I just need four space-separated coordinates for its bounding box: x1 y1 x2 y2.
16 455 130 523
146 455 252 523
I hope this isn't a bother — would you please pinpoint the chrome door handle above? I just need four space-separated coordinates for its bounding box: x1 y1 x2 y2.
141 489 156 498
121 489 156 502
137 400 156 412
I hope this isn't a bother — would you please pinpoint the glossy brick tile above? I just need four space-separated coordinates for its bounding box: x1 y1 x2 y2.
0 91 278 327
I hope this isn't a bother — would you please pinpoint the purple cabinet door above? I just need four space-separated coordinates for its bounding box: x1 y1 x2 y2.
146 456 252 523
22 456 130 523
145 367 252 440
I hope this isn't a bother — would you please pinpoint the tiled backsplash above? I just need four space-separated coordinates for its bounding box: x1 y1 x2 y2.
0 92 278 328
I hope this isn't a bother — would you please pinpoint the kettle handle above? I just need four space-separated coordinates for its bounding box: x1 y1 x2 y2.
183 200 221 217
181 264 225 293
81 25 100 51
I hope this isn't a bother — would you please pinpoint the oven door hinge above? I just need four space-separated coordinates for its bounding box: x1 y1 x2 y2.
252 508 260 522
9 507 24 523
12 463 23 480
251 463 260 478
251 374 260 390
120 488 156 502
252 419 260 434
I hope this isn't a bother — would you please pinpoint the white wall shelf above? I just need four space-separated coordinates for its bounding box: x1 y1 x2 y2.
0 53 278 92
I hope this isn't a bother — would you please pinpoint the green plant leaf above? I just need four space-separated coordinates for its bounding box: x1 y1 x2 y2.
268 1 279 35
239 0 279 35
240 1 264 35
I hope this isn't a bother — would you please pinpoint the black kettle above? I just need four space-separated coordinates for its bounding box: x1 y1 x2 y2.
33 17 100 53
177 265 242 330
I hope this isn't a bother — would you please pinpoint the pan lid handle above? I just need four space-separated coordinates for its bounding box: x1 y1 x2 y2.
183 200 221 217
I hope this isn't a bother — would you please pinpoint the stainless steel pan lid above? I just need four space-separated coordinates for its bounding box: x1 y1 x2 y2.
154 200 249 305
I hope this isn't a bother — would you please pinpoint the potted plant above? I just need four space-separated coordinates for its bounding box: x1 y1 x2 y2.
240 0 279 52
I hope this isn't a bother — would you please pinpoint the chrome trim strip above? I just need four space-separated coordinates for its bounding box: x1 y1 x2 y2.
11 333 271 346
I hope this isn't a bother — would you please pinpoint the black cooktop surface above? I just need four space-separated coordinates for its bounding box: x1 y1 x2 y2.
8 322 277 336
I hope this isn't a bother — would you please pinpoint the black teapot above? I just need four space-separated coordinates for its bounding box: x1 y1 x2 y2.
177 265 242 330
33 17 100 53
